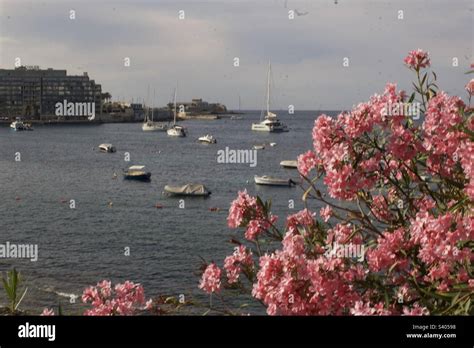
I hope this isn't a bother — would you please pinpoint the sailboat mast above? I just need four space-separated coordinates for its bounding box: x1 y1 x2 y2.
152 88 155 122
266 61 271 116
146 85 150 122
173 84 178 125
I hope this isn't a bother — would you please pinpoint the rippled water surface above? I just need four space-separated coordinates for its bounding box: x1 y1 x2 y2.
0 111 336 314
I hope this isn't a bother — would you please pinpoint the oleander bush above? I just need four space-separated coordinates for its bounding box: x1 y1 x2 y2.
199 49 474 316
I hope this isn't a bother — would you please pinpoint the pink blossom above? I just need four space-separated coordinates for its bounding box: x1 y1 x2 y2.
227 190 259 228
319 205 333 222
465 79 474 96
41 308 55 316
404 49 430 70
82 280 145 316
199 263 222 294
402 303 430 316
224 246 253 284
297 150 318 176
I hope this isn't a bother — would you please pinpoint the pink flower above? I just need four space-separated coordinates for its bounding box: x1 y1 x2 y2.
465 79 474 96
41 308 55 316
227 190 260 228
367 228 410 272
402 303 430 316
82 280 145 316
199 263 222 294
286 209 316 234
319 205 333 222
351 301 393 316
371 195 392 221
404 49 430 70
423 92 466 176
297 150 318 176
224 246 253 284
245 219 268 241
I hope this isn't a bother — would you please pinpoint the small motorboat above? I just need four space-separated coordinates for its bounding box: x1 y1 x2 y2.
198 135 216 144
10 119 27 131
164 183 211 197
253 144 265 150
254 175 295 186
167 124 186 137
98 143 116 153
142 122 168 132
280 160 298 169
123 165 151 182
269 142 277 147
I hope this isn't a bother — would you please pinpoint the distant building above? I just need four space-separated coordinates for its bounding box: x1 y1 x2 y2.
172 98 227 116
0 66 102 119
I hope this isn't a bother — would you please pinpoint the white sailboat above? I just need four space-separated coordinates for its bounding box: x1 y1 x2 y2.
251 62 289 132
142 88 168 132
167 84 186 137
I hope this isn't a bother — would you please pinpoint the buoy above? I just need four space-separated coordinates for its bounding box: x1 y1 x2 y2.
15 197 21 201
112 173 117 179
209 207 219 212
60 199 67 203
155 203 163 209
108 201 113 207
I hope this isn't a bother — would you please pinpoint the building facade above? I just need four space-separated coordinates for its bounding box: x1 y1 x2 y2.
0 66 102 119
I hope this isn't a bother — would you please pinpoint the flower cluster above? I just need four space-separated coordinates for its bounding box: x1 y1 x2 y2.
82 280 146 316
199 263 222 294
404 48 431 70
200 49 473 316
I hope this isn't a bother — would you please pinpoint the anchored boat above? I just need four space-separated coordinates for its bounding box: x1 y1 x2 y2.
123 165 151 182
167 84 187 137
198 135 216 144
164 183 211 197
280 160 297 169
98 143 116 153
251 62 288 133
254 175 295 186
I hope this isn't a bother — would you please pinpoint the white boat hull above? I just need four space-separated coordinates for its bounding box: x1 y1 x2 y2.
280 160 298 169
167 126 186 137
251 122 288 132
142 122 167 132
254 175 294 186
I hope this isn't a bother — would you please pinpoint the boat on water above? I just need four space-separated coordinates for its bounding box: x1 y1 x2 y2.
253 144 265 150
198 135 216 144
164 183 211 197
254 175 295 186
143 121 167 132
10 119 33 131
142 88 168 132
123 165 151 181
167 84 186 137
280 160 298 169
251 62 289 133
98 143 116 153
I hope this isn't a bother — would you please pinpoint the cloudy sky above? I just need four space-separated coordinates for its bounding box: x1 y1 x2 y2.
0 0 472 110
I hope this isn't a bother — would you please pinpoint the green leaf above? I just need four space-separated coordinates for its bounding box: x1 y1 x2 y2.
408 92 416 103
421 72 427 86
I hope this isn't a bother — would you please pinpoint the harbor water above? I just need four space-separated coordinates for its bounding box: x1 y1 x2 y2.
0 110 337 314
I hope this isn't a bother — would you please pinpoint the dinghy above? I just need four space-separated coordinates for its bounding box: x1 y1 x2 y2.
254 175 295 186
164 183 211 196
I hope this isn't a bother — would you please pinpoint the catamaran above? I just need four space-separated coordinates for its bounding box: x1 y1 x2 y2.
167 85 186 137
251 62 288 132
142 88 168 132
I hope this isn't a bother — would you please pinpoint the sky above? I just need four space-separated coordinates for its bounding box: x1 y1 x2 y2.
0 0 472 110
